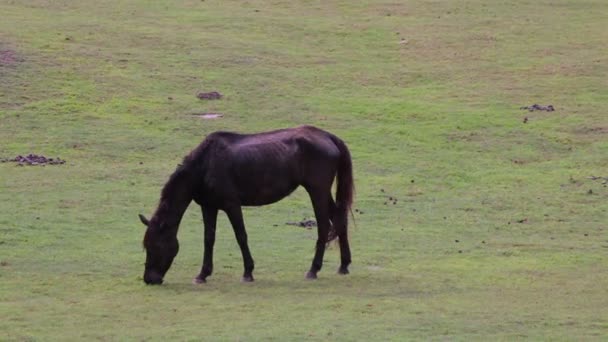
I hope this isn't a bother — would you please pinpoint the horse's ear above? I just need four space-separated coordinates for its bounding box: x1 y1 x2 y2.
138 214 150 226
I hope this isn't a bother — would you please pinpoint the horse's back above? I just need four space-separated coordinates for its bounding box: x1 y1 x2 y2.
208 126 337 158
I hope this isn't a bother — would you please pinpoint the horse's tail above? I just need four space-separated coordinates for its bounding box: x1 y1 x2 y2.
328 134 354 242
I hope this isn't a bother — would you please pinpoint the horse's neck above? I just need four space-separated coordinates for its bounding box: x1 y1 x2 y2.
161 196 191 228
158 172 193 227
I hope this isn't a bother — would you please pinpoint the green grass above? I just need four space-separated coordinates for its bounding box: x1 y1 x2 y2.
1 0 607 340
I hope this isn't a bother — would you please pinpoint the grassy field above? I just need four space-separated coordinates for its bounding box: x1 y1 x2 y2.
1 0 607 340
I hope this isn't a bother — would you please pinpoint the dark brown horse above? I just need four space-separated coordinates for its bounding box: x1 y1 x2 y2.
138 125 354 285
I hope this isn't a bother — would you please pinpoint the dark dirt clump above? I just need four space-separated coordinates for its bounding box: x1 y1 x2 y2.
381 190 398 205
286 219 317 229
1 154 66 166
520 104 555 112
197 91 222 100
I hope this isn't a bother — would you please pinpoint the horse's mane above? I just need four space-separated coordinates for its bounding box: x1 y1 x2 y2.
143 156 198 248
160 164 189 201
160 132 225 202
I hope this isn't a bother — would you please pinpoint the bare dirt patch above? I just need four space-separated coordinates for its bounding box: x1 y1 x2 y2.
192 113 223 119
196 91 222 100
0 49 22 66
575 127 608 135
446 131 481 143
569 126 608 143
588 176 608 187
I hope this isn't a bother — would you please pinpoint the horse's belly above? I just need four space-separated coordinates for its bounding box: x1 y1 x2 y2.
239 181 299 206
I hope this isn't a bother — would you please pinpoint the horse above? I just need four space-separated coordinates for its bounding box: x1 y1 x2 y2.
138 125 354 285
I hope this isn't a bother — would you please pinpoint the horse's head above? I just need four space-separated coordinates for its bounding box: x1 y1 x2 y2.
139 214 179 285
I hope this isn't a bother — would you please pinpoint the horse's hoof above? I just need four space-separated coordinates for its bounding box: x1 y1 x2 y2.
241 275 254 283
338 267 349 275
193 277 206 284
305 271 318 280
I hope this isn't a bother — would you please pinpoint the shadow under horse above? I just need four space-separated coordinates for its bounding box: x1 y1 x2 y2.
138 125 354 285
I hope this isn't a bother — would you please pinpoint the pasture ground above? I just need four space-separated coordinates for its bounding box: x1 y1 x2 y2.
1 0 607 340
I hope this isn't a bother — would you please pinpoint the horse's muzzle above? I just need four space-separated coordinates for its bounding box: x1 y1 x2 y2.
143 271 164 285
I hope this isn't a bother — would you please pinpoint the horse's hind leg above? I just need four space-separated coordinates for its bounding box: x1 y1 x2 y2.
225 205 255 282
329 197 351 275
305 188 331 279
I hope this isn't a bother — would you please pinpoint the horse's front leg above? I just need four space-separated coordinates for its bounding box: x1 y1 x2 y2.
225 204 255 282
194 206 218 284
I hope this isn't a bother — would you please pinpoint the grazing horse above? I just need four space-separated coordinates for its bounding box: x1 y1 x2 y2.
138 125 354 285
